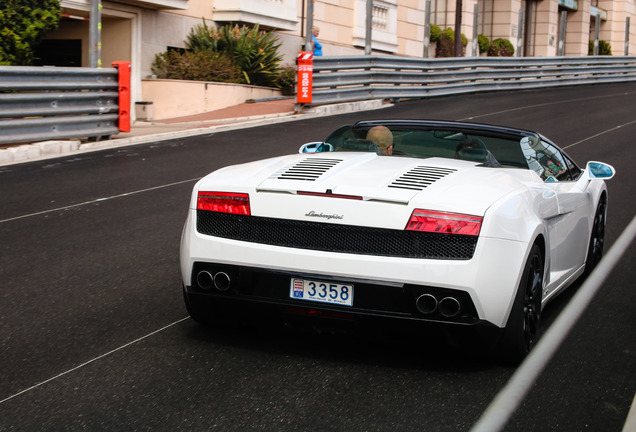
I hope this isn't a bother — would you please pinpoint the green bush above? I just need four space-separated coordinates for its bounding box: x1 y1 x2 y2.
588 40 612 55
488 38 515 57
186 21 284 87
436 27 468 57
478 34 491 54
151 50 244 83
430 24 442 43
275 66 296 95
0 0 61 65
600 40 612 55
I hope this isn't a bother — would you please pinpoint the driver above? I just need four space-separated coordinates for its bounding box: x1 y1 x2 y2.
366 126 393 155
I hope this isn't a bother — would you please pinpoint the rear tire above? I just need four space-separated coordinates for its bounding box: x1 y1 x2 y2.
584 194 607 276
498 244 544 364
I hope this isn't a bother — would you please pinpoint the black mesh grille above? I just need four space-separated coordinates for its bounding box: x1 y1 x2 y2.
197 211 477 260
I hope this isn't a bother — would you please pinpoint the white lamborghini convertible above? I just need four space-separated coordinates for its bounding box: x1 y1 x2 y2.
180 120 615 361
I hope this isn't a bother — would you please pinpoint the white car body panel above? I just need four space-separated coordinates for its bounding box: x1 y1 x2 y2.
180 121 614 340
193 154 540 233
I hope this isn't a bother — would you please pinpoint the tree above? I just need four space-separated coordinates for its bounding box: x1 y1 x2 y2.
0 0 61 65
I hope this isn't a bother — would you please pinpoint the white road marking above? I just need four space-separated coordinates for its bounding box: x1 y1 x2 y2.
460 93 636 151
460 91 636 122
0 317 190 405
562 119 636 149
0 178 200 224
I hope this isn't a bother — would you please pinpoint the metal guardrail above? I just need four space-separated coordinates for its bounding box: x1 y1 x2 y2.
309 55 636 106
0 64 129 145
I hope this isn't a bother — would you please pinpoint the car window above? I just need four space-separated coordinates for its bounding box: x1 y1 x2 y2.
319 124 546 171
563 154 581 180
520 137 570 182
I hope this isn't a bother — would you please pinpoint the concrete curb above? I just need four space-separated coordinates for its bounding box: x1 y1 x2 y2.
0 99 389 167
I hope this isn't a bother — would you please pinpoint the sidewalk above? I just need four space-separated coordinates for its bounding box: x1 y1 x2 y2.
113 97 298 140
0 98 387 166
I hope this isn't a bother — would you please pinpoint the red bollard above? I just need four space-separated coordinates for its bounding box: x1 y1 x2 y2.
112 61 131 133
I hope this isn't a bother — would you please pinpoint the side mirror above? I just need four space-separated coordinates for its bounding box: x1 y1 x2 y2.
587 161 615 179
298 142 333 153
299 142 323 153
575 161 615 191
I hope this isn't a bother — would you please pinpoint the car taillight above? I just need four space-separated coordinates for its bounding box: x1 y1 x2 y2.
197 192 250 215
406 209 482 236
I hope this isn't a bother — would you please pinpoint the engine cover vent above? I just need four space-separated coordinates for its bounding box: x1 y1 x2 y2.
274 158 343 181
389 166 457 190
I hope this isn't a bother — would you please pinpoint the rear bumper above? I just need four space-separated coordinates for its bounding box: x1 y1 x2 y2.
180 210 530 328
185 262 487 326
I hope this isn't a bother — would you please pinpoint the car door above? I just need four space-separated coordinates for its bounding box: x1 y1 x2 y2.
523 138 590 293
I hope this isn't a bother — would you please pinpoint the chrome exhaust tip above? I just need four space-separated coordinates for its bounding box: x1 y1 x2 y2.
213 272 231 292
196 271 214 290
416 293 438 314
438 297 461 318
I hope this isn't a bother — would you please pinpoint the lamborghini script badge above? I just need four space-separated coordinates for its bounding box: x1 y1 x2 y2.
305 211 344 220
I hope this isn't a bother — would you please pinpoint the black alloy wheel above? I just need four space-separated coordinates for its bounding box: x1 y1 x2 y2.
521 249 543 353
499 244 544 364
584 195 607 276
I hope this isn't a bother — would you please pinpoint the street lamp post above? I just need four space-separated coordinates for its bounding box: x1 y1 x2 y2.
89 0 102 68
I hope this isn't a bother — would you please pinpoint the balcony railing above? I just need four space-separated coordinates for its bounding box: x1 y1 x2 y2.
213 0 297 30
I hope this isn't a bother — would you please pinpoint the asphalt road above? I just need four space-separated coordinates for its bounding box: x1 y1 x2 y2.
1 83 634 431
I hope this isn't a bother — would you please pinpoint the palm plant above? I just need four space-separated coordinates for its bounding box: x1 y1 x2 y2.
187 21 284 87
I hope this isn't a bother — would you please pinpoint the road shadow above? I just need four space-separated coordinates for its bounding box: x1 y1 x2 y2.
180 273 592 373
182 310 504 373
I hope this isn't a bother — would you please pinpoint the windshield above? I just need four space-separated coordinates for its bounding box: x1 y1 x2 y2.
316 123 533 169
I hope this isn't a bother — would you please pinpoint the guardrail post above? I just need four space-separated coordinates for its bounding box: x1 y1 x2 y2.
112 61 131 133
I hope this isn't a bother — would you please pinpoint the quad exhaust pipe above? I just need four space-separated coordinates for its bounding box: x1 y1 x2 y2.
196 270 462 317
438 297 461 318
415 293 461 318
196 270 231 292
415 293 438 314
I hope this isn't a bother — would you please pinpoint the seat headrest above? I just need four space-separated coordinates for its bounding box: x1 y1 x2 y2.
339 138 382 154
457 147 489 163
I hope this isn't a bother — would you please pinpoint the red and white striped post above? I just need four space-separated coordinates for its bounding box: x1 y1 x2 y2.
297 51 313 104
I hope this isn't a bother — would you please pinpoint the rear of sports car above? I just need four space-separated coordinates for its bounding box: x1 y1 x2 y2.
180 152 538 339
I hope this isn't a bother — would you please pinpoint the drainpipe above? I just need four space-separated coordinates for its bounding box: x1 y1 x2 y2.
365 0 373 55
626 17 631 55
454 0 463 57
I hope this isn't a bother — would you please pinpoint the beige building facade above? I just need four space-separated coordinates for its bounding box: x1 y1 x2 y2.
45 0 635 106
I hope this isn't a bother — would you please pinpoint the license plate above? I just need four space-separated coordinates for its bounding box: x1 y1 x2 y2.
290 278 354 307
